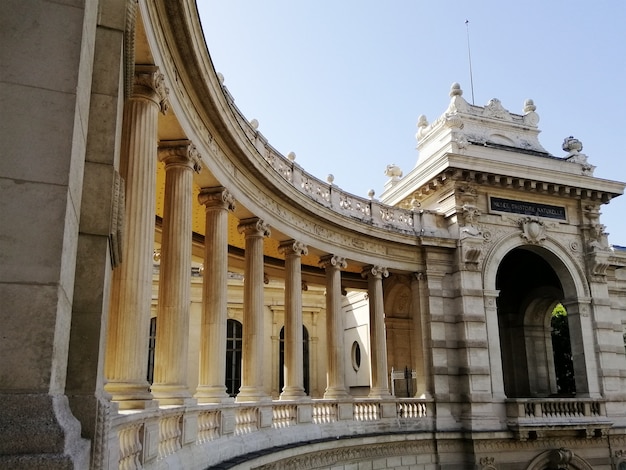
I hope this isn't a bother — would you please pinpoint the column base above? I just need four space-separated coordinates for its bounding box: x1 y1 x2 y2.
368 387 392 399
105 380 158 410
235 386 271 403
280 386 307 401
323 387 352 400
195 385 234 404
152 383 196 406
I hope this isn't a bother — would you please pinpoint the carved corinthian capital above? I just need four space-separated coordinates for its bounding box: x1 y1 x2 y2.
158 140 202 173
198 187 235 212
237 218 270 238
361 265 389 279
278 240 308 257
319 254 347 270
134 65 169 114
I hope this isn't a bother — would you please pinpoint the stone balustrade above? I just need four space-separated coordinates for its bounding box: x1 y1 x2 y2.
223 89 440 236
506 398 612 440
111 397 433 469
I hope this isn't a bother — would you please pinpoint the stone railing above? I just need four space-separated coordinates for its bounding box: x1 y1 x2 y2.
224 92 444 237
110 397 433 470
505 398 612 440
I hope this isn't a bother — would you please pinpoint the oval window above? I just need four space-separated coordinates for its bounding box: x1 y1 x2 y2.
351 341 361 371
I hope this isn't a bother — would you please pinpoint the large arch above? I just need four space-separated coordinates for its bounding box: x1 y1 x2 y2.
482 233 597 398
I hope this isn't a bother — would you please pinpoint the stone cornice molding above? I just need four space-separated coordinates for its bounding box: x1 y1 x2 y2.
319 255 347 270
133 65 169 113
278 240 308 257
197 187 235 212
158 139 202 173
237 217 270 238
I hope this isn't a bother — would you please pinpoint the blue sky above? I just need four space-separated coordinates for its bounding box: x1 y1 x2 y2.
198 1 626 245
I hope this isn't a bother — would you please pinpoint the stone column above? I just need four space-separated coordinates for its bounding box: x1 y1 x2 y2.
236 218 271 402
104 66 168 408
319 255 351 399
279 240 308 400
151 140 201 405
195 187 236 403
362 266 391 398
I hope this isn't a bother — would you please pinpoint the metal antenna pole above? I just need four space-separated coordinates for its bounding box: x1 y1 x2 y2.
465 19 476 105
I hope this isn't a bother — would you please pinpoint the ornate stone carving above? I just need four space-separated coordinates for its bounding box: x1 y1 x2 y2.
519 217 547 244
198 187 236 212
548 447 573 469
278 240 308 257
134 65 169 114
484 98 512 121
237 218 270 238
479 456 497 470
158 140 202 173
384 164 403 182
318 254 347 270
523 99 540 127
361 265 389 280
563 136 595 175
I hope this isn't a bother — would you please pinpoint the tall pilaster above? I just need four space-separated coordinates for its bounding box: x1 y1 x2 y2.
236 218 271 402
104 66 168 408
195 187 236 403
319 255 351 399
362 265 391 398
410 273 433 398
279 240 308 400
151 140 201 405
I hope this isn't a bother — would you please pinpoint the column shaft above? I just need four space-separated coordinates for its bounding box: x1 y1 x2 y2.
195 188 235 403
104 66 168 408
320 255 350 399
279 240 308 400
151 141 200 405
236 218 270 402
363 266 391 398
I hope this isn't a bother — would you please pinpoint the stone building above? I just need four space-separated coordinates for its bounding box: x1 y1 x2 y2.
2 1 626 469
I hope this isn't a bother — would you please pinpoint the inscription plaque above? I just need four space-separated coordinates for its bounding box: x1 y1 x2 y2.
490 197 566 220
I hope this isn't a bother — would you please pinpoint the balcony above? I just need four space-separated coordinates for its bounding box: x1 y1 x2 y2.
505 398 612 440
111 397 433 469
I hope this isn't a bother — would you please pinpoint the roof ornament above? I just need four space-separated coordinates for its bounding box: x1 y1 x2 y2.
563 136 594 175
384 164 403 184
523 99 540 127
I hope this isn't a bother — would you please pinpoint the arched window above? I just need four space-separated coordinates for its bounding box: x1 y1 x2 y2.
279 325 310 394
226 319 243 397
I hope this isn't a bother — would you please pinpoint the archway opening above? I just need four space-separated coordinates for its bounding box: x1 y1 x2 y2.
495 247 575 398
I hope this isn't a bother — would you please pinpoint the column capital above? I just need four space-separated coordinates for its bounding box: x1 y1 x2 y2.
238 217 270 238
361 265 389 280
133 65 169 114
158 140 202 173
198 187 235 212
278 240 308 257
319 254 347 270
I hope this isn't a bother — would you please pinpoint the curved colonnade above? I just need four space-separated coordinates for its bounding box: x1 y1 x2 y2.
3 0 626 469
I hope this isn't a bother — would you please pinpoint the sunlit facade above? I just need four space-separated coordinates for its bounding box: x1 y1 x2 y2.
2 1 626 469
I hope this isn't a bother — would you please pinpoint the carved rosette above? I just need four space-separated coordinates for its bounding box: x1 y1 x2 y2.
519 217 547 244
319 254 347 270
198 187 235 212
479 456 497 470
